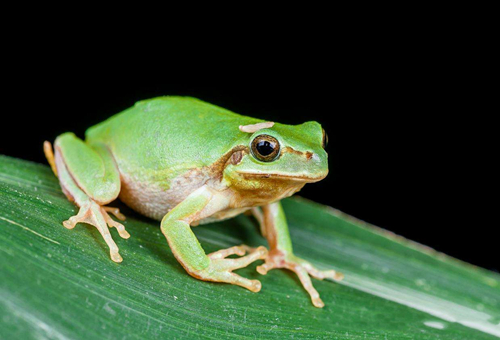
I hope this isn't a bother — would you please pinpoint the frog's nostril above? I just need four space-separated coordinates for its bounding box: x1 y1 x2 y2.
311 153 322 162
305 152 313 160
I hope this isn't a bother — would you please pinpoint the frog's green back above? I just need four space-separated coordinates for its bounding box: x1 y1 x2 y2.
86 97 261 180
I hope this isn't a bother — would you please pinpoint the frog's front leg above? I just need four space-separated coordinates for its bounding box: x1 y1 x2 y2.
252 202 343 308
44 133 129 263
161 186 268 292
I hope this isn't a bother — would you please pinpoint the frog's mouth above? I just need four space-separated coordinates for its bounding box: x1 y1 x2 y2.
237 171 327 183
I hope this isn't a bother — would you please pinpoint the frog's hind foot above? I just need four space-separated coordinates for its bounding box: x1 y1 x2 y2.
257 251 343 308
63 201 130 263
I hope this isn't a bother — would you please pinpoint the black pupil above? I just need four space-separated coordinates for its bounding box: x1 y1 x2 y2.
256 141 275 156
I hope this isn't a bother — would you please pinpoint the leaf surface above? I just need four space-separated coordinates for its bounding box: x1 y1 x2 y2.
1 155 499 339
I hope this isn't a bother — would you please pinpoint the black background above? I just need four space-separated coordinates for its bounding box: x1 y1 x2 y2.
1 23 497 272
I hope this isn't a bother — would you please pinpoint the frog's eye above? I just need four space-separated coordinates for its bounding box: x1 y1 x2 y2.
322 129 328 149
251 134 280 162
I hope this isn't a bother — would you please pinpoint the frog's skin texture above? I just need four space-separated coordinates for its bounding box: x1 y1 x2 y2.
44 96 343 308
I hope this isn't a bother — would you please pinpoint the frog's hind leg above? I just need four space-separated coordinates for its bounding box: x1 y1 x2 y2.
252 202 343 308
46 133 129 263
43 141 58 176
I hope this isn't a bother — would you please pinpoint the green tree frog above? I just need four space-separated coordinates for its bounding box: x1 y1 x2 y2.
44 96 343 308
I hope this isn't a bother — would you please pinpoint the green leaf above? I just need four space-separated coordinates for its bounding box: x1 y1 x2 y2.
1 154 499 340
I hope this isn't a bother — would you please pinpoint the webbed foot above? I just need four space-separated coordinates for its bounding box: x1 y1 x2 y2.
193 245 268 292
63 201 130 262
257 250 343 308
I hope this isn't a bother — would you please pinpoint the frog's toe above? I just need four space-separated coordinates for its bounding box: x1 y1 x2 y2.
208 270 262 292
290 265 325 308
306 267 344 282
207 245 248 259
209 244 266 259
103 206 126 221
257 251 342 308
298 259 344 282
197 245 268 292
110 250 123 263
102 210 130 239
62 217 78 230
62 201 128 263
209 245 267 270
227 273 262 292
256 261 275 275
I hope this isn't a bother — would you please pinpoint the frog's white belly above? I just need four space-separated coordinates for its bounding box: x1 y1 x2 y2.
118 169 250 223
118 169 207 221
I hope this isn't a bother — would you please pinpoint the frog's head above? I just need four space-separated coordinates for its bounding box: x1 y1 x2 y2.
222 121 329 203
